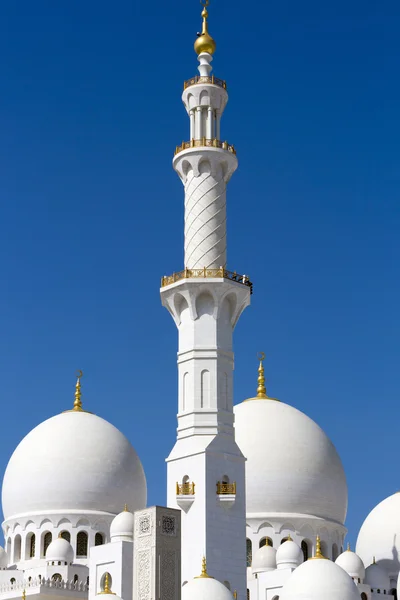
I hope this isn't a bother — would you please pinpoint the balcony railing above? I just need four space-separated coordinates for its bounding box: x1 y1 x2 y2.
216 481 236 495
176 482 195 495
174 138 236 156
183 75 227 90
161 268 253 294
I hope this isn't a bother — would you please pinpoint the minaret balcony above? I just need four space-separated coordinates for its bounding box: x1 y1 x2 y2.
183 75 227 90
174 138 236 157
161 267 253 294
216 481 236 509
176 482 195 512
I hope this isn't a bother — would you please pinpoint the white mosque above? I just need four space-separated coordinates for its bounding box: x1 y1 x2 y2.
1 3 398 600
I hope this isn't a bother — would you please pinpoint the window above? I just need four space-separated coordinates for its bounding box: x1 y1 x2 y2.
246 590 250 600
10 578 16 585
60 531 71 543
29 534 36 558
95 533 104 546
52 573 62 582
14 535 21 562
259 537 273 548
361 594 368 600
74 575 79 584
301 540 309 562
76 531 88 557
43 532 52 556
332 543 338 561
389 590 397 600
246 538 252 567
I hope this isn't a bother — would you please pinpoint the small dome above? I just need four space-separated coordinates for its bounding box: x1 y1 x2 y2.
0 546 8 569
364 561 390 591
110 507 134 541
335 547 365 581
356 492 400 578
252 545 277 573
276 539 303 569
182 577 232 600
280 557 360 600
46 537 74 564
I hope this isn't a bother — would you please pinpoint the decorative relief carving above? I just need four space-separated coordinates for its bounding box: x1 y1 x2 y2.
161 515 176 537
138 514 151 536
137 550 151 600
161 550 176 600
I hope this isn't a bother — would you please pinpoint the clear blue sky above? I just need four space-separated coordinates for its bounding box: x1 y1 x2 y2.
1 0 399 548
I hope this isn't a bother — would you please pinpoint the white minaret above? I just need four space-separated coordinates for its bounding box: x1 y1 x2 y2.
161 3 250 598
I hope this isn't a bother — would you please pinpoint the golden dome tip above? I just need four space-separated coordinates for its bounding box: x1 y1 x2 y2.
194 0 216 55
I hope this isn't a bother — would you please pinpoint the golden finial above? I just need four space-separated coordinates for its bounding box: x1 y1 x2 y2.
256 352 267 398
22 591 26 600
194 0 216 55
73 370 83 411
58 532 63 539
287 533 292 541
310 535 325 560
195 556 213 579
98 573 115 595
347 542 351 551
124 504 128 512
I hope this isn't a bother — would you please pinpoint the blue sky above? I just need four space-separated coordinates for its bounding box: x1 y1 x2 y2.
1 0 399 547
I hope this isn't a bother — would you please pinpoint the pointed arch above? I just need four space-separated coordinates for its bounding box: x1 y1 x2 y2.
76 531 88 557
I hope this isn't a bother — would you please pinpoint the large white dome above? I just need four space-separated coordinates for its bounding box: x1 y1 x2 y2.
356 492 400 578
2 411 147 520
234 399 347 523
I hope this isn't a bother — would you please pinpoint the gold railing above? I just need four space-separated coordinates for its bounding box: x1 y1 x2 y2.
183 75 227 90
217 481 236 495
161 268 253 294
174 138 236 156
176 482 195 495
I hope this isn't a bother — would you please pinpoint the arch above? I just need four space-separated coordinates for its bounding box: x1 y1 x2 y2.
281 537 289 544
247 590 250 600
200 370 210 408
182 475 190 485
256 522 273 533
60 531 71 543
100 572 112 592
76 531 88 557
74 574 79 584
246 538 252 567
10 578 16 585
182 581 188 587
95 533 104 546
42 531 52 557
301 539 310 562
389 591 397 600
14 534 21 562
39 518 53 529
28 577 32 583
199 90 210 106
182 372 188 412
278 522 296 534
26 532 36 559
332 543 338 561
75 518 90 528
221 474 230 484
259 537 273 548
195 291 214 317
271 597 279 600
52 573 62 582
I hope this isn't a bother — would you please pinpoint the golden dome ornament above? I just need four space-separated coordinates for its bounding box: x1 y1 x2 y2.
194 0 216 55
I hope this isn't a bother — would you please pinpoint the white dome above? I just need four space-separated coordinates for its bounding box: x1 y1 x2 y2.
252 545 277 573
234 399 348 523
356 492 400 578
110 508 134 541
364 561 390 591
280 557 360 600
182 577 232 600
2 411 147 520
335 548 365 581
46 537 74 564
0 546 8 569
276 539 303 569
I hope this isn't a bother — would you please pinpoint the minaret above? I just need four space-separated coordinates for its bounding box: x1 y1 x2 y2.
161 3 250 597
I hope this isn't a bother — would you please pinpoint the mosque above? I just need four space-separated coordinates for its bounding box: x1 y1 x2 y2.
1 3 398 600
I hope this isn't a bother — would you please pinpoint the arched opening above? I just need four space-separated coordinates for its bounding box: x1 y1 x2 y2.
271 597 279 600
76 531 88 557
14 534 22 562
247 590 250 600
28 577 32 583
74 575 79 584
332 543 338 561
281 537 289 544
95 533 104 546
224 581 231 590
259 537 273 548
10 578 16 585
100 572 112 592
246 538 252 567
360 594 368 600
60 531 71 543
301 540 309 562
86 576 89 587
222 474 230 484
389 591 397 600
52 573 62 582
182 582 188 587
43 531 52 557
27 533 36 558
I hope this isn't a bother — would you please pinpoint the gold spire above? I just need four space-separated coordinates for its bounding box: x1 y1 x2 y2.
256 352 267 399
99 573 115 595
124 504 128 512
22 591 26 600
287 533 292 541
195 556 213 579
310 535 326 560
347 542 351 551
73 370 83 411
194 0 216 55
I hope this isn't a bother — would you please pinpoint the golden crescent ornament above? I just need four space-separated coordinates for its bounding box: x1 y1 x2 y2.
200 0 209 6
257 352 265 362
76 369 83 379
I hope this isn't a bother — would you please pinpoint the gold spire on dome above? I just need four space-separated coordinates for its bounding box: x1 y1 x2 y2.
287 533 292 541
99 573 115 595
244 354 280 402
22 591 26 600
195 556 213 579
194 0 216 55
73 370 83 411
310 535 326 560
347 542 351 551
124 504 129 512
